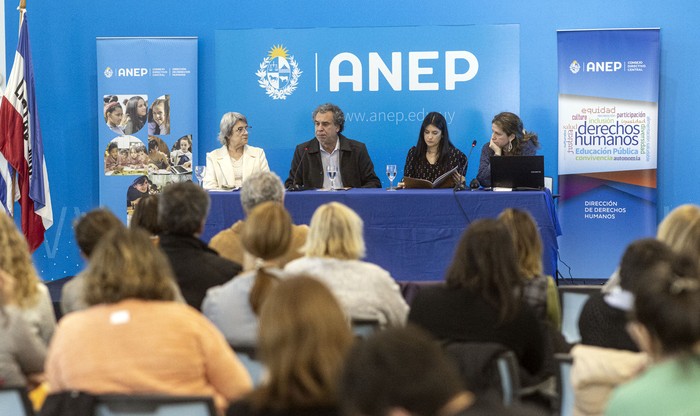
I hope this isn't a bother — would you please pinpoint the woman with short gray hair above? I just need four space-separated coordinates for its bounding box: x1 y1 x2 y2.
203 112 270 189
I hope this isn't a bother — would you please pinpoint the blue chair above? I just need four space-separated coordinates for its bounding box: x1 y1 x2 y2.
555 353 574 416
0 387 34 416
351 318 381 338
559 286 598 344
93 394 216 416
442 341 522 407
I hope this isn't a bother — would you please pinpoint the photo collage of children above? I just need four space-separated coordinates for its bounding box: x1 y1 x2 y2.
102 94 193 220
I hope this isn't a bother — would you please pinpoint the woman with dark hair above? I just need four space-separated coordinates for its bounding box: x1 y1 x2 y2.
401 112 467 187
408 218 546 379
476 112 540 187
606 254 700 415
123 96 148 135
227 276 354 416
130 194 162 237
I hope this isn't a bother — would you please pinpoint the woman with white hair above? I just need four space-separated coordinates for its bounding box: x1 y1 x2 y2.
284 202 408 327
203 112 269 190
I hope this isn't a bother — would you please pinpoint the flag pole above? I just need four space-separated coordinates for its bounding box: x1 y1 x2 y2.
18 0 26 27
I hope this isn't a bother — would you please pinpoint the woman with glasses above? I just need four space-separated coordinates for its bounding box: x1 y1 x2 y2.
203 112 270 190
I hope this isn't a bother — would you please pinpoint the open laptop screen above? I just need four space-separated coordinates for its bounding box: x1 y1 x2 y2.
490 155 544 190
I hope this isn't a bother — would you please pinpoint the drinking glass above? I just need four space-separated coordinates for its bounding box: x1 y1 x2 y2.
194 165 206 188
386 164 397 191
327 164 338 190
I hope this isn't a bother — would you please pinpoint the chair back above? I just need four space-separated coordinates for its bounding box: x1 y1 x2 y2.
351 318 381 338
555 353 574 416
94 394 216 416
559 286 598 343
0 387 34 416
442 341 521 406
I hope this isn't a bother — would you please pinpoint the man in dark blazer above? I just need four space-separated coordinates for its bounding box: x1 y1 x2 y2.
285 103 381 189
157 181 241 310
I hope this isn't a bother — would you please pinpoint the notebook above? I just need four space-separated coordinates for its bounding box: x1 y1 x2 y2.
489 155 544 190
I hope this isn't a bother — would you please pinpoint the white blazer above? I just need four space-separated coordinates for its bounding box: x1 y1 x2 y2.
203 144 270 189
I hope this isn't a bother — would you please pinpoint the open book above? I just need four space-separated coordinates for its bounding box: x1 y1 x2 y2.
403 166 459 189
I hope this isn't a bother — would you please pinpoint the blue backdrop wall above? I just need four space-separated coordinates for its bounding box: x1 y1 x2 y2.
5 0 699 281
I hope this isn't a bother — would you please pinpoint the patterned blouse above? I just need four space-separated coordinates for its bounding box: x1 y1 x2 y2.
403 145 468 183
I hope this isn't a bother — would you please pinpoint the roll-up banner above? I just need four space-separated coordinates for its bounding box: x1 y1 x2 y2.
557 29 660 279
96 37 198 223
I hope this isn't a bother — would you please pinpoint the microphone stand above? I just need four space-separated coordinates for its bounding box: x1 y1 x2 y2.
286 147 308 192
454 140 477 191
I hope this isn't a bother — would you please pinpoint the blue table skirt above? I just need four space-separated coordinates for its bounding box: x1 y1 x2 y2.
203 188 561 282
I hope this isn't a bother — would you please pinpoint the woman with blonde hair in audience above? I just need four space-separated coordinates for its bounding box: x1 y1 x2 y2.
227 276 354 416
498 208 561 330
45 228 252 412
203 201 292 349
284 202 408 327
0 213 55 345
0 268 46 388
606 252 700 415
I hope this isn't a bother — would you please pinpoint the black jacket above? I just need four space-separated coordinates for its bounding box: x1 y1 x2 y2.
159 234 241 310
285 134 381 189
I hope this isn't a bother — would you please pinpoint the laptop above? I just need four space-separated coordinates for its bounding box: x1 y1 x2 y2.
490 155 544 190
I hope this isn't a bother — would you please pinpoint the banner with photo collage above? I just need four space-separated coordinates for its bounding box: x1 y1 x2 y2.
557 29 660 279
96 37 197 224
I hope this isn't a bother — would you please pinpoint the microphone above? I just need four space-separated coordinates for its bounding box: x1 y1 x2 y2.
455 140 477 191
286 147 308 192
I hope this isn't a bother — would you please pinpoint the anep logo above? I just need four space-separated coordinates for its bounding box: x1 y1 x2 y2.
569 60 580 74
256 45 302 100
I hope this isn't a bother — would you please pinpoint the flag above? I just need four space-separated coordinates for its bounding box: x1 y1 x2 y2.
0 154 18 215
0 14 52 251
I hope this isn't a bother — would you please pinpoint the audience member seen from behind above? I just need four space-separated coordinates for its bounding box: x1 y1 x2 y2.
158 181 242 310
209 171 308 270
0 268 46 388
284 202 408 327
570 239 665 416
606 254 700 416
498 208 561 330
203 201 291 349
227 276 354 416
148 95 170 135
401 111 467 188
45 228 253 412
0 213 55 345
408 219 547 384
340 325 540 416
104 95 124 136
203 112 270 190
61 208 125 316
129 194 162 237
602 204 700 296
476 112 539 187
123 95 148 135
579 239 675 352
285 103 381 189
